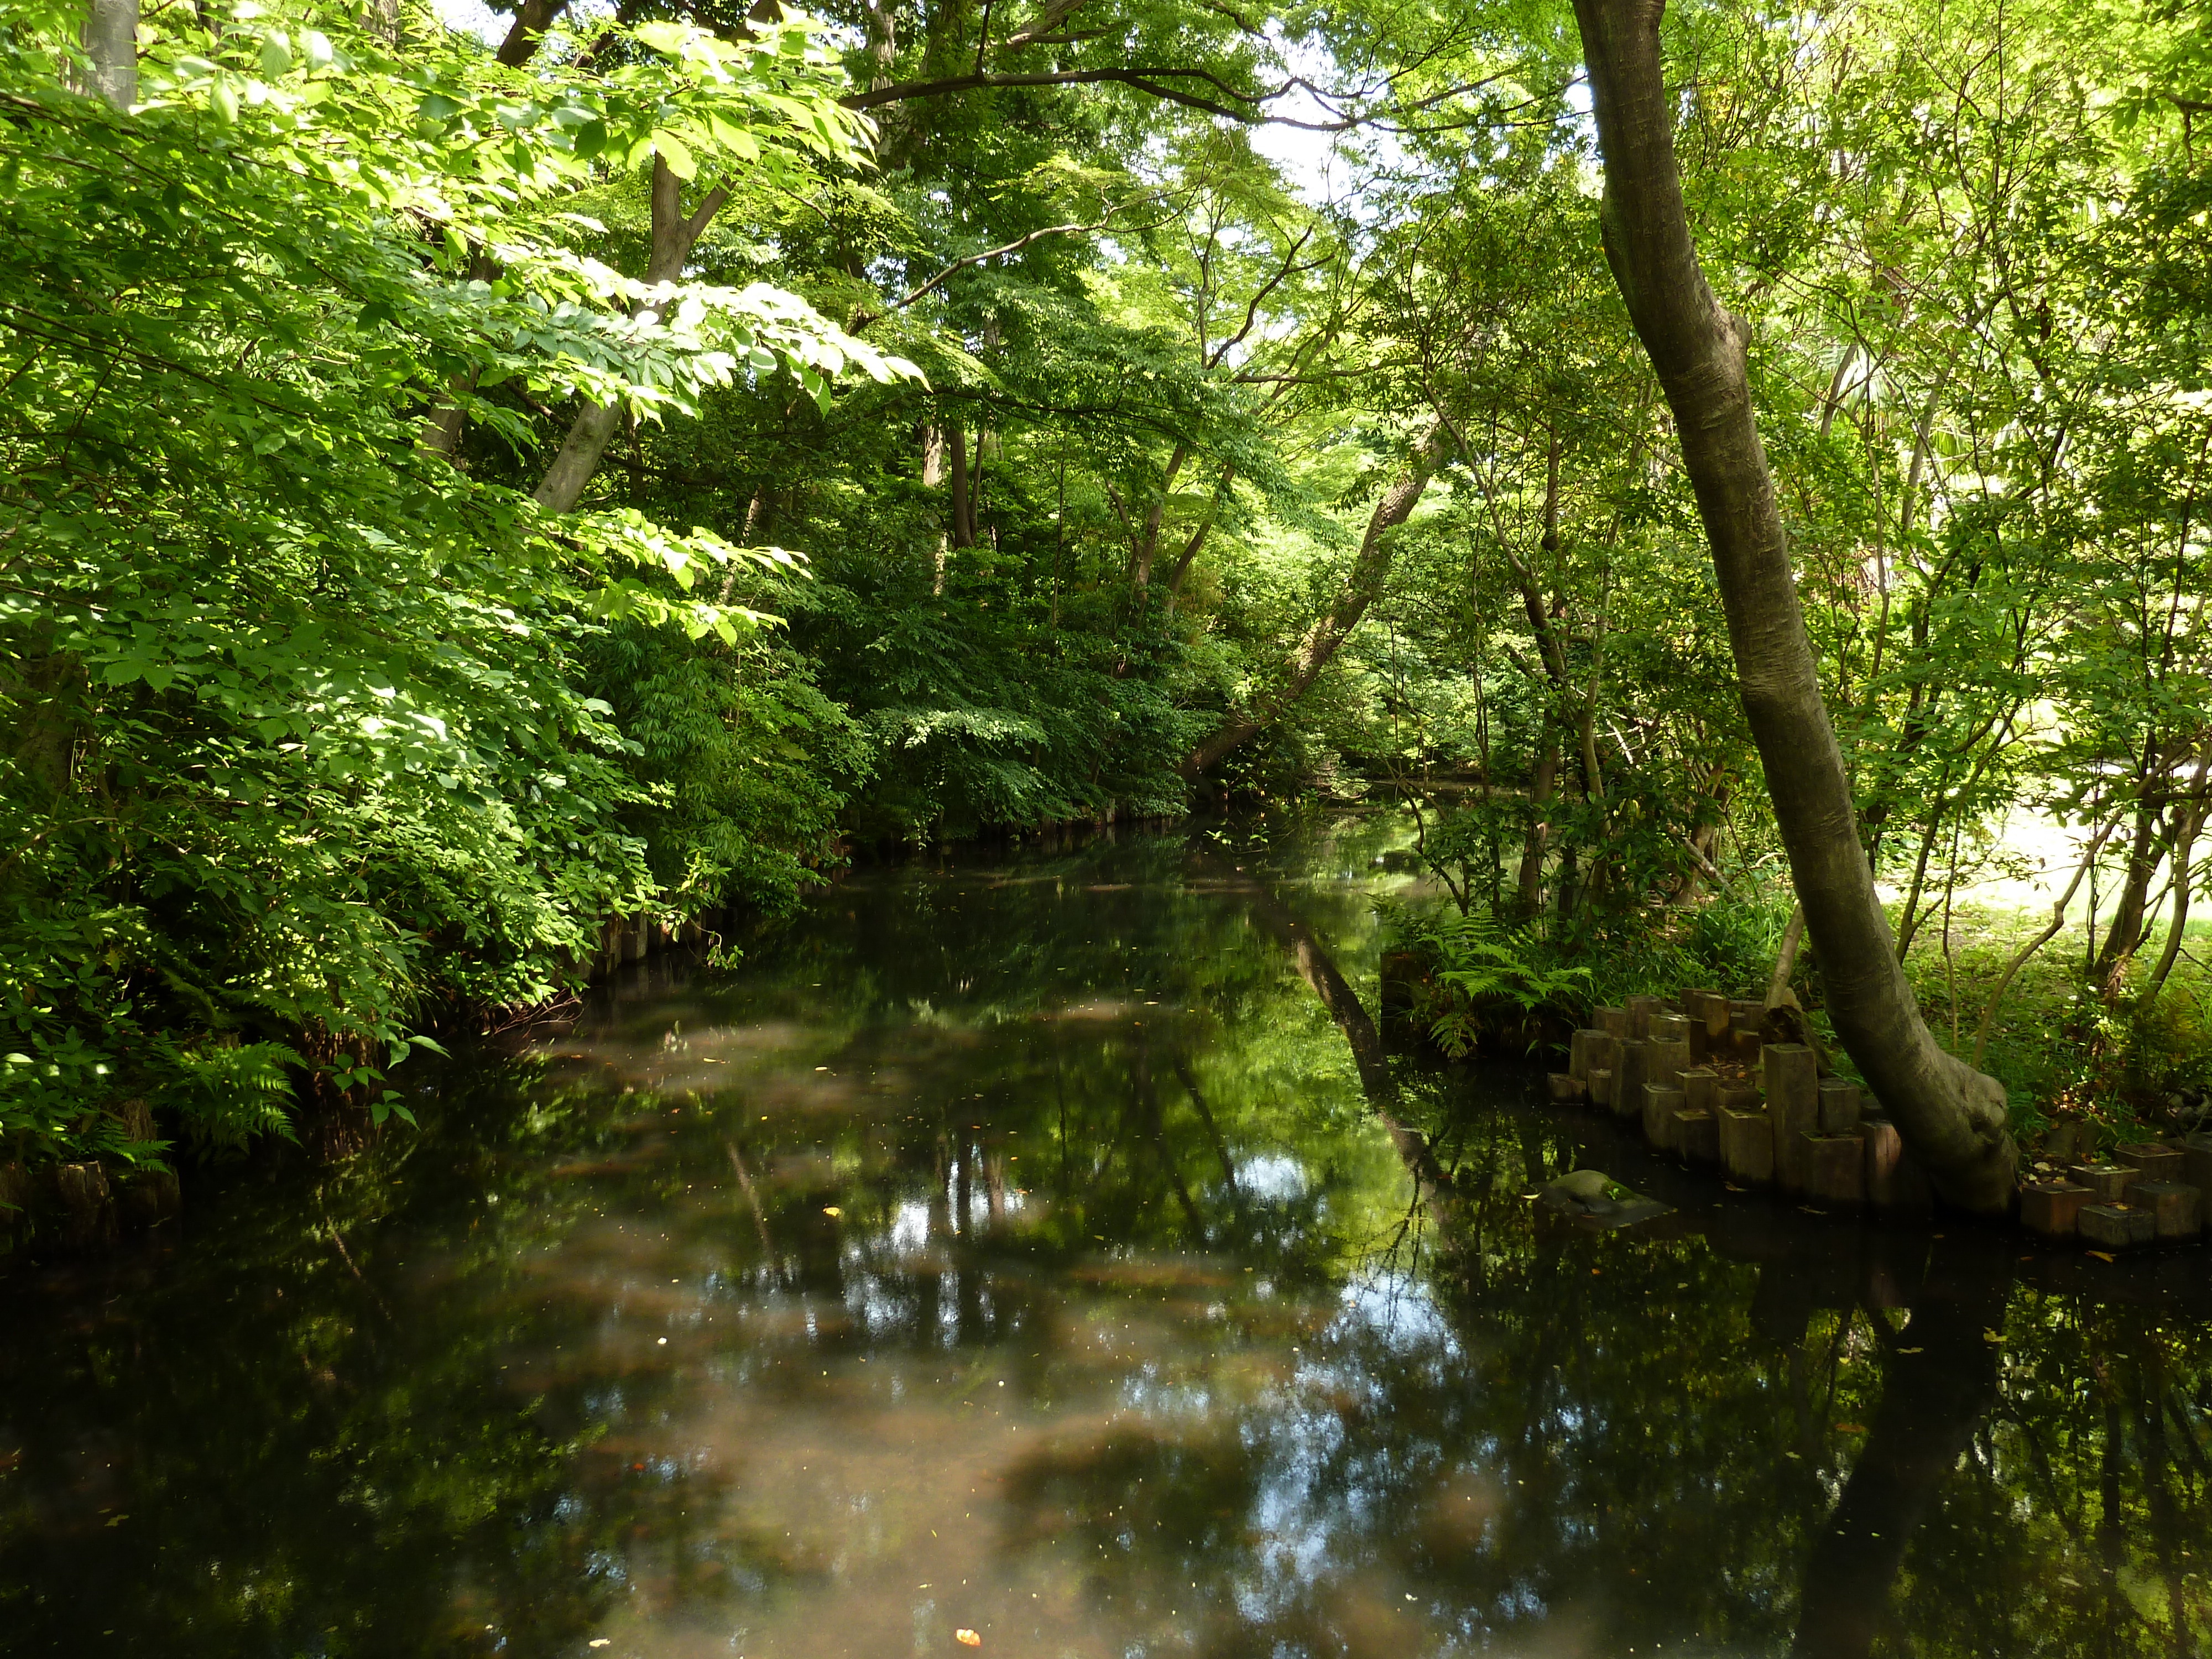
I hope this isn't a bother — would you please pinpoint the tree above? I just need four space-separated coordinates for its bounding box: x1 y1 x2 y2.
1567 0 2017 1211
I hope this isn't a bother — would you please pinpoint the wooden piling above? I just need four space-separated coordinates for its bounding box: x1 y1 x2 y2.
1816 1077 1861 1133
2115 1143 2184 1188
1804 1133 1866 1206
1861 1117 1932 1211
1644 1082 1688 1150
1625 994 1666 1039
2070 1164 2132 1204
1611 1039 1648 1120
2126 1181 2201 1240
1762 1044 1819 1196
1720 1108 1775 1185
2079 1204 2156 1249
1547 1072 1587 1104
2020 1181 2093 1239
1674 1109 1720 1164
1568 1028 1608 1083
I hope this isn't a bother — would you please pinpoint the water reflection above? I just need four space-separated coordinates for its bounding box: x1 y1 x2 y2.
0 816 2207 1656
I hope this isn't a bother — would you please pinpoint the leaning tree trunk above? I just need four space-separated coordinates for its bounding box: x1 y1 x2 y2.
1571 0 2016 1211
1179 422 1447 778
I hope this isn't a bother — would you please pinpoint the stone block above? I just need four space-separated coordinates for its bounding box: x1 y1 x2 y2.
1763 1045 1819 1195
1626 994 1667 1039
2070 1164 2132 1204
1686 990 1733 1039
1548 1072 1587 1104
1568 1027 1608 1082
2020 1181 2093 1239
1649 1012 1691 1044
1644 1083 1688 1150
1720 1108 1775 1185
1590 1067 1614 1109
2127 1181 2201 1240
1817 1077 1863 1133
1680 1067 1718 1114
1596 1006 1630 1039
1675 1109 1720 1164
1731 1029 1764 1061
2115 1143 2184 1187
1804 1131 1867 1206
2079 1204 2156 1250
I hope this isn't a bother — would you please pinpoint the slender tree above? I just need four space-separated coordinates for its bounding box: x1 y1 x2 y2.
1568 0 2017 1211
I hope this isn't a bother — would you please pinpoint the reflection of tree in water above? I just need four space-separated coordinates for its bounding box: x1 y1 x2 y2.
2 827 2209 1656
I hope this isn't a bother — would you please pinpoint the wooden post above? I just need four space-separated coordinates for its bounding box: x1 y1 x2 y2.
1720 1108 1774 1185
2020 1181 2093 1239
2079 1204 2156 1249
2127 1182 2201 1239
1590 1066 1615 1108
1680 1067 1718 1115
1649 1011 1691 1044
1861 1117 1932 1211
2115 1144 2184 1187
1548 1072 1588 1103
1644 1082 1688 1150
1674 1109 1720 1164
1762 1044 1819 1196
1612 1039 1649 1120
1816 1077 1861 1133
1804 1133 1866 1206
1569 1028 1609 1083
2183 1131 2212 1196
2070 1164 2132 1204
1597 1005 1631 1039
1626 994 1666 1039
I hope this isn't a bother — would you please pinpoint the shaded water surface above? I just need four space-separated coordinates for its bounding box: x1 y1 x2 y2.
3 819 2210 1657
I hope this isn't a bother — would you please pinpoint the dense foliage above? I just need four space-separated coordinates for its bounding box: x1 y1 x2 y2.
3 0 2211 1181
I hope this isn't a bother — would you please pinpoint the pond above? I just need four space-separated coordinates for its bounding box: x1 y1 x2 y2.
1 816 2208 1657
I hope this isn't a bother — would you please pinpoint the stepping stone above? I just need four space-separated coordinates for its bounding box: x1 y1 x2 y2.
1568 1028 1609 1082
2079 1204 2156 1250
2020 1181 2093 1239
2126 1181 2201 1240
2070 1164 2132 1204
1547 1072 1587 1103
1643 1082 1687 1150
2183 1133 2212 1196
1590 1067 1614 1108
2115 1143 2184 1187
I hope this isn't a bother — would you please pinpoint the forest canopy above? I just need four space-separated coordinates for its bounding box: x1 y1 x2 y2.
3 0 2210 1177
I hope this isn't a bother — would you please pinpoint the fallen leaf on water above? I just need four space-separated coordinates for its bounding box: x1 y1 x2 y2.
1897 1347 1923 1354
1982 1329 2005 1343
956 1630 983 1647
2087 1250 2116 1263
823 1206 842 1217
1834 1423 1866 1434
589 1642 612 1651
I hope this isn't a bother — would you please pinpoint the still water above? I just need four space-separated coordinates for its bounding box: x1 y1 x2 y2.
2 817 2208 1657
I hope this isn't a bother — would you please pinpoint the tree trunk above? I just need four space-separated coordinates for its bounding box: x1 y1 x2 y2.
1180 422 1446 778
533 160 729 513
947 423 975 549
1571 0 2015 1211
82 0 136 107
2091 767 2168 997
1513 735 1559 916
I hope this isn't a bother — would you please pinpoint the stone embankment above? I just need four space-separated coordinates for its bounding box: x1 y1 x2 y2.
1551 989 2209 1250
